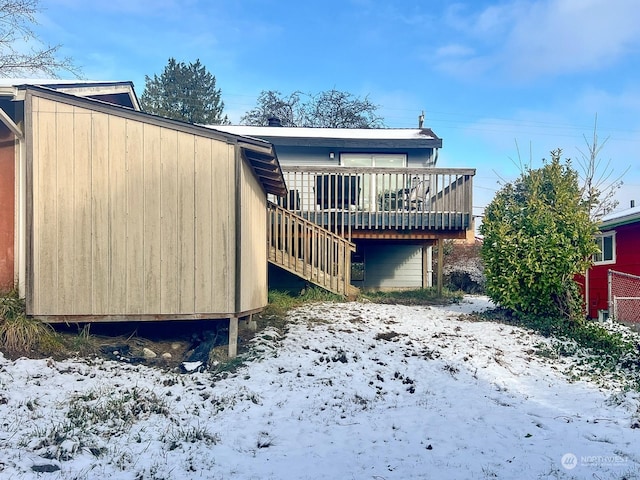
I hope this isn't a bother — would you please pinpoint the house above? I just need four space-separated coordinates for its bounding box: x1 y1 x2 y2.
1 79 477 357
0 80 287 356
215 123 476 291
584 202 640 322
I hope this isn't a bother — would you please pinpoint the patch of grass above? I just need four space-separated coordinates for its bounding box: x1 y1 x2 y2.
262 287 347 331
165 424 220 451
70 324 93 352
264 287 345 318
210 354 246 378
362 287 463 306
0 313 56 356
0 289 62 356
67 386 170 433
256 431 275 449
482 308 636 359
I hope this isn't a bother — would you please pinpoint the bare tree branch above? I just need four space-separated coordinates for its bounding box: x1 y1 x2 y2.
0 0 80 77
241 89 384 128
575 114 629 220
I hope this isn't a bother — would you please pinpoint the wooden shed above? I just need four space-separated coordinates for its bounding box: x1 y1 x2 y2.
12 86 285 355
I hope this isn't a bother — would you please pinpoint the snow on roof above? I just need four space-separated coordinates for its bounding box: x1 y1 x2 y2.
0 79 141 110
0 78 134 88
600 204 640 228
212 125 440 141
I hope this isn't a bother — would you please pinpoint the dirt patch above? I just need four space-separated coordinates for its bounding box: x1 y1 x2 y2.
3 316 264 370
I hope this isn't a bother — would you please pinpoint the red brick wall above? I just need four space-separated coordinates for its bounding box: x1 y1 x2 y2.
0 123 15 292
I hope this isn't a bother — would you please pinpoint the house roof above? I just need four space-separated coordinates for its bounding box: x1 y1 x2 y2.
211 125 443 149
0 79 140 110
600 205 640 230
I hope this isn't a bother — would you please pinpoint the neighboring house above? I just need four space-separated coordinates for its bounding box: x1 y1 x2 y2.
584 203 640 321
0 81 287 356
215 123 476 291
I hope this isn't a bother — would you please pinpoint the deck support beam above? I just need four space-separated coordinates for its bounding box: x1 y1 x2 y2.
422 242 433 289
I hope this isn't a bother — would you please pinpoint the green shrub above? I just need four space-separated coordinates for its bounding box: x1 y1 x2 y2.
0 289 25 321
480 151 598 322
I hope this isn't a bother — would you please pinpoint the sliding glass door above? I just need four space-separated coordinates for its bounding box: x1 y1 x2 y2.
340 154 407 211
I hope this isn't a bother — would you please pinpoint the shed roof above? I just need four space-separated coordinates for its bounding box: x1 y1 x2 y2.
0 79 140 110
15 85 287 197
212 125 443 149
600 205 640 230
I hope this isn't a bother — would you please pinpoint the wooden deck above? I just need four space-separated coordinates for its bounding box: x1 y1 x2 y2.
274 167 475 238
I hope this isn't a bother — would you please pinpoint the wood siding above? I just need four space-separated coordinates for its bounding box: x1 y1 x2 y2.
27 94 245 319
239 156 268 312
355 244 423 290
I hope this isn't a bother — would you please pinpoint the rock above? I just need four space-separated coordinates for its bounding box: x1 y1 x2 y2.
99 344 145 364
142 347 157 359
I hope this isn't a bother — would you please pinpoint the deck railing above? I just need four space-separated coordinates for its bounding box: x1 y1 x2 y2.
272 166 475 237
267 202 356 296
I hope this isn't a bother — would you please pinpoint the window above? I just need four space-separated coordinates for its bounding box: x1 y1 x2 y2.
340 154 407 211
594 231 615 265
340 153 407 168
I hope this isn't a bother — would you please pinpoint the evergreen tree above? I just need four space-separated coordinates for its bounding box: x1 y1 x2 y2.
140 58 228 125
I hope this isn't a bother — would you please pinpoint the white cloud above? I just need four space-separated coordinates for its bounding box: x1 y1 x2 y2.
505 0 640 77
436 0 640 80
435 44 475 59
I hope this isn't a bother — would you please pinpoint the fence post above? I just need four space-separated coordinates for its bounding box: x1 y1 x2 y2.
608 269 612 319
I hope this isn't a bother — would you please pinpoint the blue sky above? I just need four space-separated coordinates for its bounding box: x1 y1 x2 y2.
35 0 640 217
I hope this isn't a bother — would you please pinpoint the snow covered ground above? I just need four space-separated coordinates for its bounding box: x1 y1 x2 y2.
1 297 640 479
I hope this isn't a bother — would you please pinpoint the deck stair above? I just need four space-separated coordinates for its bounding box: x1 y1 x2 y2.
267 202 358 296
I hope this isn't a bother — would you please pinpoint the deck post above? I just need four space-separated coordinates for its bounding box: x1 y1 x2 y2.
437 238 444 296
228 316 239 358
422 243 433 289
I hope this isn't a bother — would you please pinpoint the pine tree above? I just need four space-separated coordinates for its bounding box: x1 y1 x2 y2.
140 58 228 125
